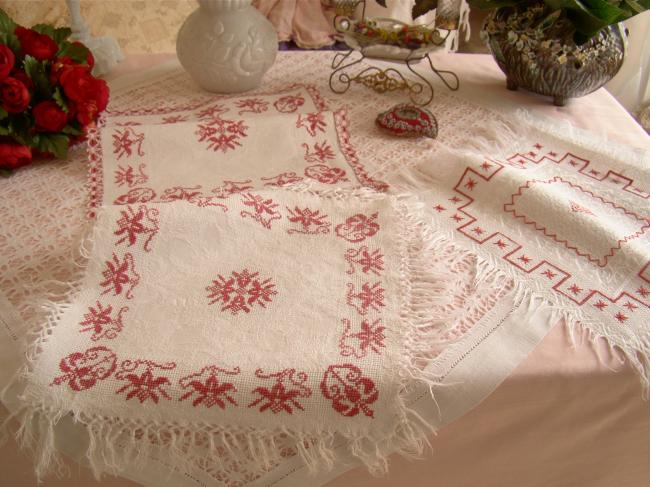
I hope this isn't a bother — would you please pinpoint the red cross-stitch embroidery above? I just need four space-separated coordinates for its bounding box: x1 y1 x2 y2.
286 206 331 235
569 200 595 216
303 141 335 164
261 172 303 187
159 185 203 202
240 192 282 229
304 164 349 184
179 365 241 409
162 114 188 124
112 127 145 159
206 269 277 315
321 364 378 418
274 95 305 113
114 205 160 252
197 103 228 120
346 282 385 315
100 252 140 299
339 318 386 359
79 301 128 341
51 346 117 391
296 112 326 136
115 359 176 404
114 163 148 188
197 118 249 153
345 247 384 276
236 98 269 115
335 213 380 243
114 187 156 205
248 368 312 414
212 180 254 198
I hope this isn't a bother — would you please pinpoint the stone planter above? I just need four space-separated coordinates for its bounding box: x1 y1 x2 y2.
482 4 627 106
176 0 278 93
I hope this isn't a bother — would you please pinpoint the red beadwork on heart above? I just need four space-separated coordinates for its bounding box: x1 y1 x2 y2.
335 212 380 243
79 301 128 341
115 359 176 404
179 365 241 409
321 364 378 418
274 95 305 113
51 346 117 391
248 368 312 414
206 269 277 315
375 104 438 139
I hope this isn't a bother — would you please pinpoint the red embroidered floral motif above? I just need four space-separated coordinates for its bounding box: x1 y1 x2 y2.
304 164 349 184
206 269 277 315
296 112 326 136
197 118 248 153
159 185 203 203
179 365 241 409
100 252 140 299
303 141 335 164
321 364 378 418
162 115 188 124
346 282 385 315
197 103 228 120
240 192 282 229
236 98 269 115
112 127 145 159
79 301 128 341
51 346 117 391
274 95 305 113
212 179 254 198
115 359 176 404
114 187 156 205
114 205 160 252
114 163 148 188
248 368 312 414
261 172 303 187
569 200 595 216
345 247 384 275
339 318 385 358
335 213 380 243
286 206 331 235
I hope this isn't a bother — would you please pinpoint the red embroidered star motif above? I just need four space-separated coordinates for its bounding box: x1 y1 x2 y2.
548 151 558 157
464 178 478 190
533 143 543 149
589 169 600 176
494 239 508 249
207 269 277 315
568 159 578 167
542 269 556 279
449 196 462 203
433 204 446 212
518 255 531 264
451 214 464 222
610 178 621 185
614 312 628 323
480 162 492 171
593 300 607 310
637 286 649 298
472 226 484 235
528 151 536 157
568 284 582 295
623 301 638 311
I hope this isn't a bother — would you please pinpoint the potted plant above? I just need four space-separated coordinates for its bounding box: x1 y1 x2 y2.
469 0 648 105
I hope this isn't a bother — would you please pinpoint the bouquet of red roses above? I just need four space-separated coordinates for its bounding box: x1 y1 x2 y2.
0 8 109 174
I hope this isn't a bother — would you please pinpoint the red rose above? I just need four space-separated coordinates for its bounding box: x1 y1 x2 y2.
10 69 33 90
60 67 95 102
33 101 68 132
0 142 32 170
69 77 109 125
15 26 58 61
1 77 30 113
0 45 15 82
50 56 76 85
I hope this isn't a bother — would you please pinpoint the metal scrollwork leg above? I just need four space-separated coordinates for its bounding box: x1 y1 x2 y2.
329 50 365 95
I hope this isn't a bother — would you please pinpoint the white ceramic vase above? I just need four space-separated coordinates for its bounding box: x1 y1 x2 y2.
176 0 278 93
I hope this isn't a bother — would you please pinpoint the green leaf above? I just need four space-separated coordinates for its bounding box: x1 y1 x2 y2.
0 168 12 177
375 0 388 7
412 0 438 19
0 32 19 52
57 41 90 64
37 133 69 159
23 55 52 99
32 24 72 44
62 124 83 136
53 87 68 113
0 125 10 135
0 107 7 120
31 23 56 38
0 9 16 35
